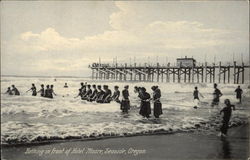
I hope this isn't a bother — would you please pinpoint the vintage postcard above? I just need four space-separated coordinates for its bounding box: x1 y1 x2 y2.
1 1 249 160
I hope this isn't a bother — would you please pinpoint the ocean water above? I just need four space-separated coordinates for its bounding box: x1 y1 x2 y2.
1 76 249 145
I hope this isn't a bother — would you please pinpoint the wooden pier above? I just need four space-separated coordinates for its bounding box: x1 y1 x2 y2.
89 61 249 84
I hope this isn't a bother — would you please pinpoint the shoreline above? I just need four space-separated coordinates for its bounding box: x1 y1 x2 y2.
1 123 249 160
2 119 248 147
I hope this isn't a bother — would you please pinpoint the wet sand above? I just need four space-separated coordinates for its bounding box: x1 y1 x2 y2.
1 123 249 160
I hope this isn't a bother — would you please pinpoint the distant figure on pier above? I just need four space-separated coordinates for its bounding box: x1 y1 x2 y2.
235 86 243 104
211 83 223 107
26 84 37 96
5 87 13 95
120 85 130 113
88 85 98 102
103 85 112 103
139 87 151 118
96 85 105 103
11 85 20 96
151 86 162 118
112 86 120 103
64 83 68 88
193 86 204 109
37 84 45 97
219 99 235 137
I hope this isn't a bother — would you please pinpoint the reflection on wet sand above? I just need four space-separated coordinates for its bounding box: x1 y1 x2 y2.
221 137 231 159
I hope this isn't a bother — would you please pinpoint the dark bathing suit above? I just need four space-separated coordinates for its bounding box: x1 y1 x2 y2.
40 88 45 97
193 90 199 100
31 86 37 96
212 88 222 105
220 105 234 135
153 88 162 118
120 89 130 112
139 92 151 118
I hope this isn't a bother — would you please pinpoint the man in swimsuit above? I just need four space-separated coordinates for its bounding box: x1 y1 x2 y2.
26 83 37 96
11 85 20 95
45 85 51 98
88 85 98 102
211 83 223 107
103 85 112 103
96 85 105 103
112 86 120 103
37 84 45 97
120 85 130 113
82 85 92 100
219 99 235 137
64 83 68 88
235 86 243 104
5 87 13 95
50 85 56 98
193 86 204 109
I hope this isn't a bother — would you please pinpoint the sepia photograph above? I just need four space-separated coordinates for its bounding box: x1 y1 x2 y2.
1 0 249 160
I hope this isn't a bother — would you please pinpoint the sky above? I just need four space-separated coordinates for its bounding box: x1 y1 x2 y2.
1 1 249 77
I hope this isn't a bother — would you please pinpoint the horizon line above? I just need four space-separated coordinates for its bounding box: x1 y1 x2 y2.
1 75 91 78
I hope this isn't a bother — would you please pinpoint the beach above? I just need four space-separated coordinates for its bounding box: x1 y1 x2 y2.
1 123 249 160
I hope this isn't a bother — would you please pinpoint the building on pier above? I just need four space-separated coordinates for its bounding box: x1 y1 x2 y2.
177 56 196 67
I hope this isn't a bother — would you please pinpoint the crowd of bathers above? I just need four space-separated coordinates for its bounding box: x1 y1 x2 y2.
4 82 245 137
5 83 56 98
74 82 163 118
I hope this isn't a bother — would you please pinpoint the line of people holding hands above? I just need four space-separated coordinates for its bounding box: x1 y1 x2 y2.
75 82 163 118
5 84 56 98
4 82 243 120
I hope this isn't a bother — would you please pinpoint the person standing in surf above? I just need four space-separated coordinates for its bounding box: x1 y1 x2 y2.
219 99 235 137
81 85 87 99
11 85 20 95
193 86 204 109
88 84 98 102
151 86 162 118
235 86 243 104
112 86 120 103
26 83 37 96
82 84 92 100
79 82 84 95
64 83 68 88
139 87 151 118
211 83 223 107
96 85 105 103
45 85 50 98
103 85 112 103
5 87 13 95
37 84 45 97
50 85 56 98
120 85 130 113
80 82 84 90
